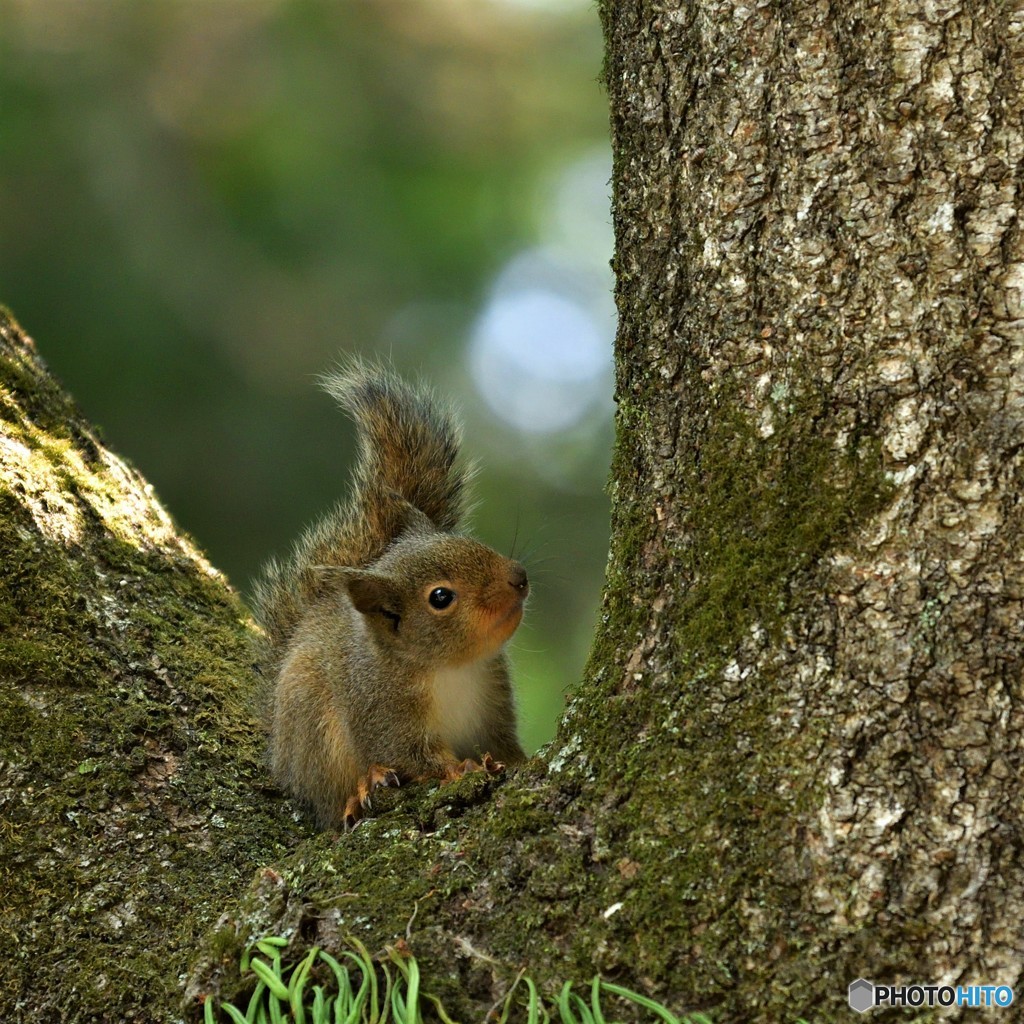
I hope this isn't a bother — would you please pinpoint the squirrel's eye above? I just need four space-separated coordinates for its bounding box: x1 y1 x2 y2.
428 587 456 610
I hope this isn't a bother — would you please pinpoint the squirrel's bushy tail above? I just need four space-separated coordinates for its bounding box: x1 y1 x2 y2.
321 363 466 538
253 360 470 679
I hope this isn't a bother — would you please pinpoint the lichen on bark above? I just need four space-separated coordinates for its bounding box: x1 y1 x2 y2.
0 310 298 1020
598 0 1024 1016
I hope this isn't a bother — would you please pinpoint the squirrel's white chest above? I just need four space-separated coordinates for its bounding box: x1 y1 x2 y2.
428 660 492 755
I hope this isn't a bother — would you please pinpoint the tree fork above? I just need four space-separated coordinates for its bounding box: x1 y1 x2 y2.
3 2 1024 1020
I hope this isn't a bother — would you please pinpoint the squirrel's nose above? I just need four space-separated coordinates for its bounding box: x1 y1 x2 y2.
509 563 529 596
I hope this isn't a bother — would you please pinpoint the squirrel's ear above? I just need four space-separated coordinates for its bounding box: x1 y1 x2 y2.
389 492 434 535
345 571 402 624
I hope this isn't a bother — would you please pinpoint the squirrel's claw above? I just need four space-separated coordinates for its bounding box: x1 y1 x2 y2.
439 753 506 784
440 758 480 783
342 797 362 830
363 764 400 806
343 764 400 828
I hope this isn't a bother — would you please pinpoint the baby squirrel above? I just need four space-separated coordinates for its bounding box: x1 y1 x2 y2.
253 361 528 828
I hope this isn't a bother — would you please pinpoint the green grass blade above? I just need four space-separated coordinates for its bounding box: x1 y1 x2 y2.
421 992 460 1024
599 982 680 1024
312 985 327 1024
266 955 289 1024
257 938 290 958
332 949 370 1024
498 973 523 1024
292 980 306 1024
525 977 541 1024
247 980 268 1023
268 992 282 1024
390 982 406 1023
289 946 320 1024
344 937 379 1024
384 947 425 1024
222 1003 250 1024
557 982 581 1024
571 993 595 1024
205 997 217 1024
405 956 419 1024
317 950 356 1024
379 960 393 1024
589 977 607 1024
333 974 351 1024
251 959 290 1002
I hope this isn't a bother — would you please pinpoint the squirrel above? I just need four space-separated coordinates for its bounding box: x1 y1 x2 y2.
253 361 528 828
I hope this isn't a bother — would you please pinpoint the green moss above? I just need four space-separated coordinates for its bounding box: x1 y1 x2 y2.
675 393 892 662
0 321 301 1022
425 373 895 1016
0 311 79 442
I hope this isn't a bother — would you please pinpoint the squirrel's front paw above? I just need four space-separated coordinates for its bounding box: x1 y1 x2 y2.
439 758 481 783
343 764 400 828
439 754 506 784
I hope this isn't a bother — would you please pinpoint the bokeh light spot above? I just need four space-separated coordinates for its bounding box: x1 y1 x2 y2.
470 248 613 434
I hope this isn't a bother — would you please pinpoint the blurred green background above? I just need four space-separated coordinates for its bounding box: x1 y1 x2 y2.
0 0 613 752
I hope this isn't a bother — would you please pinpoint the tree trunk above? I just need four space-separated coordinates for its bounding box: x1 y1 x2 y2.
598 0 1024 1014
3 1 1024 1020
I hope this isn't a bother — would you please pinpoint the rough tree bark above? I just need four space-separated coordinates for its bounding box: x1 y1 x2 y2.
3 0 1023 1020
0 313 298 1020
601 0 1024 1014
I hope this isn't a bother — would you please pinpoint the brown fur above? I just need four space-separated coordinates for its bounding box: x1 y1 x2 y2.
253 362 527 827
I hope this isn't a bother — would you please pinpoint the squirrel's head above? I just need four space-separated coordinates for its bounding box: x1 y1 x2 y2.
342 534 529 665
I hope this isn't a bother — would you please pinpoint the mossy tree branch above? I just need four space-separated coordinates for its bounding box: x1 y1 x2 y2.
0 311 296 1020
